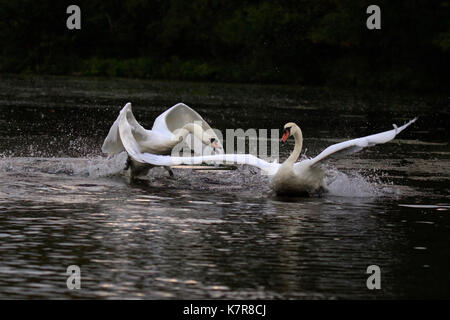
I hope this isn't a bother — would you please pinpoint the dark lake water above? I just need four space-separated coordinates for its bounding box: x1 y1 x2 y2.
0 75 449 299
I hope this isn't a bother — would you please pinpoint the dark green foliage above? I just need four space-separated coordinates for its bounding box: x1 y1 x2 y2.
0 0 448 90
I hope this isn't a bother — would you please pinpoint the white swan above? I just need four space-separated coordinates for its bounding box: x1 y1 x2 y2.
136 118 417 195
102 102 223 178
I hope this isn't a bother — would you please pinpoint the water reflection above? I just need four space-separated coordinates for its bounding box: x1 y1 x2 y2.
0 76 449 299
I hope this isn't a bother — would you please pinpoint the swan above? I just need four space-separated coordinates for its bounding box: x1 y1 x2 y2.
102 102 223 178
135 118 417 195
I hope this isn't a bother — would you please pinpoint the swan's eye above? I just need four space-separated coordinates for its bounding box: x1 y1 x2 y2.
210 138 216 143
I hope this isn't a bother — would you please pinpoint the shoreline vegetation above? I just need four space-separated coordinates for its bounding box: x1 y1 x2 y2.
1 74 447 110
0 1 448 91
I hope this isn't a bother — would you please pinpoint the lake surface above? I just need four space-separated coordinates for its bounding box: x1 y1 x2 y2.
0 75 449 299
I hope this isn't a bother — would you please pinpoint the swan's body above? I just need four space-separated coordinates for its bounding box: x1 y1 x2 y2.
102 102 223 178
136 118 417 195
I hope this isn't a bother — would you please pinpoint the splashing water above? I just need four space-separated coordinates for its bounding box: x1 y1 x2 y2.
324 168 390 197
72 153 128 178
0 152 392 197
1 76 449 299
0 154 126 178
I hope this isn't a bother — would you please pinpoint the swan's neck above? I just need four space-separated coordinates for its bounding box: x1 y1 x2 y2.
285 128 303 165
172 123 204 142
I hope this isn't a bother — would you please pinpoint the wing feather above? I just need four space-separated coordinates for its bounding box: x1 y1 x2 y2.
139 152 279 173
307 117 417 167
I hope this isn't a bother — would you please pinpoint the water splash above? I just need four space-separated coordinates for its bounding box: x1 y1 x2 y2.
1 153 393 198
72 153 128 178
0 154 127 178
324 168 390 197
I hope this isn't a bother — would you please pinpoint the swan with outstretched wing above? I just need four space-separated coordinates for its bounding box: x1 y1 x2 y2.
102 102 223 178
138 118 417 195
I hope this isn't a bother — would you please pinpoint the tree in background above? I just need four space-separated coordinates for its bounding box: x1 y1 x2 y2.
0 0 448 90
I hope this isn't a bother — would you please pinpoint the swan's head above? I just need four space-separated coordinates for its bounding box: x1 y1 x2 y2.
281 122 298 142
180 123 222 150
194 125 222 150
202 133 221 150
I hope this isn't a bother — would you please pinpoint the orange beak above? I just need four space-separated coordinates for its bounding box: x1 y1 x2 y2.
281 129 290 142
211 141 221 149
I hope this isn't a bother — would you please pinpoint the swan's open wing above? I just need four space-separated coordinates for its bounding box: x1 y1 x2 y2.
102 102 148 155
101 116 124 155
101 104 127 155
139 153 280 174
152 103 224 154
306 117 417 168
117 103 149 163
